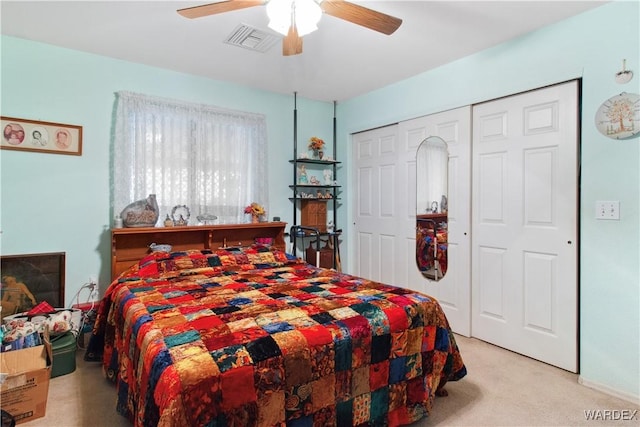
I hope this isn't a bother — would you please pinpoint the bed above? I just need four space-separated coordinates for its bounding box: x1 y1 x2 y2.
88 229 466 427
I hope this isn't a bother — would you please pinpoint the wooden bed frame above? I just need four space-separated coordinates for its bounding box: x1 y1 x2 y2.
110 222 287 281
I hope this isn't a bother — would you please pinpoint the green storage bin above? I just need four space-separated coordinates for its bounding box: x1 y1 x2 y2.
50 332 77 378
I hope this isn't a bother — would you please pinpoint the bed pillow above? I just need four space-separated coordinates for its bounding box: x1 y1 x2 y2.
208 244 297 268
133 245 299 278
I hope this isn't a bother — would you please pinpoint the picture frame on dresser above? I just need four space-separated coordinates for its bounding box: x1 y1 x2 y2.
1 252 66 319
1 116 83 156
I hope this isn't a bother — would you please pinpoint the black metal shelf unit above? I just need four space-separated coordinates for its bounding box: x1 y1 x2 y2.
290 93 341 269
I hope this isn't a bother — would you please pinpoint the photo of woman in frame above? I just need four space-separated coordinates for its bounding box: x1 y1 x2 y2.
31 126 49 146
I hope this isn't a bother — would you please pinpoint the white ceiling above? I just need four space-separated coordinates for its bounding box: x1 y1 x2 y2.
0 1 607 102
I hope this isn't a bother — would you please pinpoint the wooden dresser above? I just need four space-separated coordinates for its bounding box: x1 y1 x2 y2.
111 222 287 282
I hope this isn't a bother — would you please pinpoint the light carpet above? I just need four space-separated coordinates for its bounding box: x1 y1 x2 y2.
19 334 639 426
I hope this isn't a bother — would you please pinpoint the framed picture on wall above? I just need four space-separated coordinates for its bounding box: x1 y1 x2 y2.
1 116 82 156
1 252 65 320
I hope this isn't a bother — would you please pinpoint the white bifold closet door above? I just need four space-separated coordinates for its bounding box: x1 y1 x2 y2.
471 80 579 372
352 107 472 337
351 81 578 372
352 124 403 287
398 108 472 337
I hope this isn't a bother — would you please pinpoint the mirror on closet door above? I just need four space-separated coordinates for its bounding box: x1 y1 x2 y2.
416 136 449 281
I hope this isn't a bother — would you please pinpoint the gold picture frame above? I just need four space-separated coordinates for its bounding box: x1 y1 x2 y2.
1 116 82 156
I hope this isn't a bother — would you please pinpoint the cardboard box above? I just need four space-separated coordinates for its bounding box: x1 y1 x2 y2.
0 330 52 424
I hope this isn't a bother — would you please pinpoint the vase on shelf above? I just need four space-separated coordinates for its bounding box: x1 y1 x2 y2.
318 150 324 160
251 214 260 223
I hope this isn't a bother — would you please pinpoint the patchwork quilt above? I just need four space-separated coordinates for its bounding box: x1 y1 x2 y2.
89 245 466 427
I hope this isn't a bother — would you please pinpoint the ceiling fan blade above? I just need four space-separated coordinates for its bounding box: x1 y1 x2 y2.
177 0 265 19
320 0 402 35
283 25 303 56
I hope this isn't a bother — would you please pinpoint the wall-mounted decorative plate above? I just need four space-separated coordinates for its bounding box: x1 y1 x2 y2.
594 92 640 139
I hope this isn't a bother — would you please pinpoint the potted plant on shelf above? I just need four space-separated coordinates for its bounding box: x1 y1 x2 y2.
308 136 325 159
244 202 265 223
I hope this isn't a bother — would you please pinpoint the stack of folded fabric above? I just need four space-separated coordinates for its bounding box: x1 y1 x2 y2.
1 302 75 352
1 318 41 352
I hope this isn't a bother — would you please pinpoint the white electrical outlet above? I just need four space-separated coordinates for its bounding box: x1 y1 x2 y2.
595 201 620 220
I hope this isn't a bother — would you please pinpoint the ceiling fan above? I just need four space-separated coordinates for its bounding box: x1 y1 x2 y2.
177 0 402 56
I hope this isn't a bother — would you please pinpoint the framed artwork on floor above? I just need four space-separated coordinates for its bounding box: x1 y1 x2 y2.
1 252 66 319
1 116 82 156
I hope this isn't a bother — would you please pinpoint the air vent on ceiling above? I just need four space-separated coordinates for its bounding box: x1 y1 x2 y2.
224 24 280 53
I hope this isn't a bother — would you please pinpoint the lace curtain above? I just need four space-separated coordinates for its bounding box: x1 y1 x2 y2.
113 91 268 225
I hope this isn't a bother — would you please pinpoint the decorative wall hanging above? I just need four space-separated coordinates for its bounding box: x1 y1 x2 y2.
594 92 640 139
1 116 82 156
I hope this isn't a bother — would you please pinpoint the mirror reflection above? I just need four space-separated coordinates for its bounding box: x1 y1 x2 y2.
416 136 448 281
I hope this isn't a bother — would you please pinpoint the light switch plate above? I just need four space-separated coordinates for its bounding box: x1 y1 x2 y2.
595 201 620 220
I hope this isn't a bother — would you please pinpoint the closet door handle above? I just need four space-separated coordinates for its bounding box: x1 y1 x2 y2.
567 240 572 244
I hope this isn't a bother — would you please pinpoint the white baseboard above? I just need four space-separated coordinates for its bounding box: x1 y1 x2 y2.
578 376 640 405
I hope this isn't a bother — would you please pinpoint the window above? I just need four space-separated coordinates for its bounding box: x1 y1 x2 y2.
113 91 268 225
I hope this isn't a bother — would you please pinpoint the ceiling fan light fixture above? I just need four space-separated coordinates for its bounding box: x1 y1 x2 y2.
267 0 322 37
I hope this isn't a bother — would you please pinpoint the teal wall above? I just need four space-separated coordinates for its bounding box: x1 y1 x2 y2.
1 0 638 402
0 35 332 300
337 1 639 402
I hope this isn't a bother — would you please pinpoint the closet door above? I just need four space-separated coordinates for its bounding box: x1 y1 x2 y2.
351 107 471 336
352 125 403 285
471 81 579 372
398 108 472 336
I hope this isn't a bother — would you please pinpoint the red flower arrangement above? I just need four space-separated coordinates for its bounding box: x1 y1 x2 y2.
244 202 265 216
308 137 325 151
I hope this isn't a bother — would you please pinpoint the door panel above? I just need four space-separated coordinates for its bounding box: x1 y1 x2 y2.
472 81 578 372
478 246 506 320
401 108 472 337
352 107 471 337
353 126 399 282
